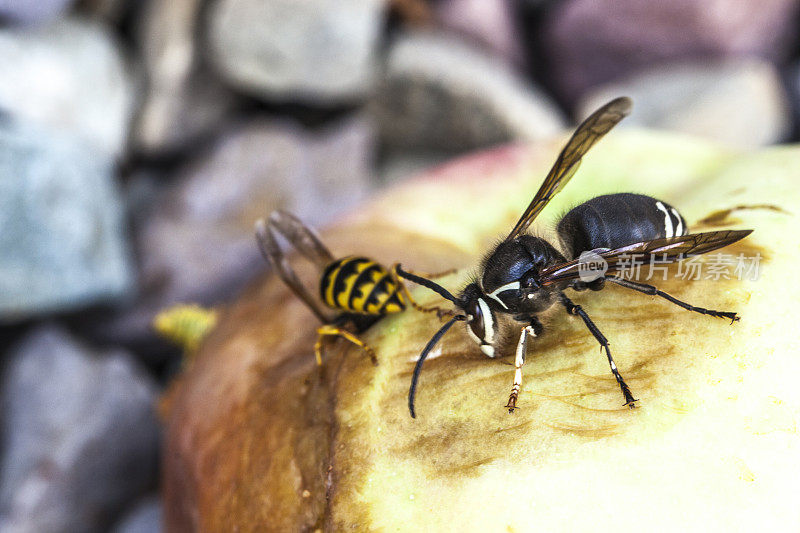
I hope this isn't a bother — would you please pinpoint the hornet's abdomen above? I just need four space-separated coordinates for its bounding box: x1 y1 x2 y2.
557 193 688 259
320 256 405 315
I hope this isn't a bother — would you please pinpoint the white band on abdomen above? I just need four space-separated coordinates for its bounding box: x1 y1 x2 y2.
656 201 674 238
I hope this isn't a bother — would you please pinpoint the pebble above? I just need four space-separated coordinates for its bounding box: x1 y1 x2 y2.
0 17 136 157
0 0 74 25
372 31 565 151
112 496 162 533
578 59 792 147
208 0 388 104
133 0 237 155
434 0 526 68
0 119 133 321
544 0 800 103
0 325 160 533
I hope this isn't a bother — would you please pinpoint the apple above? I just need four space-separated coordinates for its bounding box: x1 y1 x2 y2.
163 131 798 531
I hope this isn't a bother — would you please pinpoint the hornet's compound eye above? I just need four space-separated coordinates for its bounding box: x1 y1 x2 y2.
467 300 485 344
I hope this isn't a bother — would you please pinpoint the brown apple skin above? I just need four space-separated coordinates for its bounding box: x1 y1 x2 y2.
163 135 798 531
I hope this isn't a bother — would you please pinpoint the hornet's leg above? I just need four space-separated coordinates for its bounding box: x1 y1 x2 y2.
606 275 739 323
391 264 454 318
505 318 543 413
314 324 378 366
560 293 638 408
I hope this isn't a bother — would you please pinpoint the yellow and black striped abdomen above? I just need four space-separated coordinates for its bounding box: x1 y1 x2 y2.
320 256 405 315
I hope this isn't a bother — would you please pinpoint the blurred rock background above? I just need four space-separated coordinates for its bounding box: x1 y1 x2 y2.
0 0 797 531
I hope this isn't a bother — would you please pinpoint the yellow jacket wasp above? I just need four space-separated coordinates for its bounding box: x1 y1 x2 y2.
255 210 448 366
397 96 753 417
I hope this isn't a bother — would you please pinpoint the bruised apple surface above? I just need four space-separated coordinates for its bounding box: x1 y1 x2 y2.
162 131 799 531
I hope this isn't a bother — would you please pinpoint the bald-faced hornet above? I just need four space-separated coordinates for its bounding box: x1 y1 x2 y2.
397 97 752 417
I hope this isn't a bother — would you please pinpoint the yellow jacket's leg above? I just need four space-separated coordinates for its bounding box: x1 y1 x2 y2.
315 324 378 365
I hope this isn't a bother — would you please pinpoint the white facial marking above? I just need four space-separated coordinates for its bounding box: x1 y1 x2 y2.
478 298 494 344
656 201 674 238
481 344 495 357
671 207 684 236
485 281 520 309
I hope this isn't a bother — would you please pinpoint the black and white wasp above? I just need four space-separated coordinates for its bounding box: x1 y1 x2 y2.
397 96 753 418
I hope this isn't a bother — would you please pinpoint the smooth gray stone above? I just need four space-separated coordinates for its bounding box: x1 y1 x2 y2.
372 31 565 152
0 325 160 533
578 59 791 148
208 0 387 104
0 17 136 156
0 120 134 321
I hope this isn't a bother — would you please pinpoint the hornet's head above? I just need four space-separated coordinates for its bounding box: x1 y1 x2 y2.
394 266 500 417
